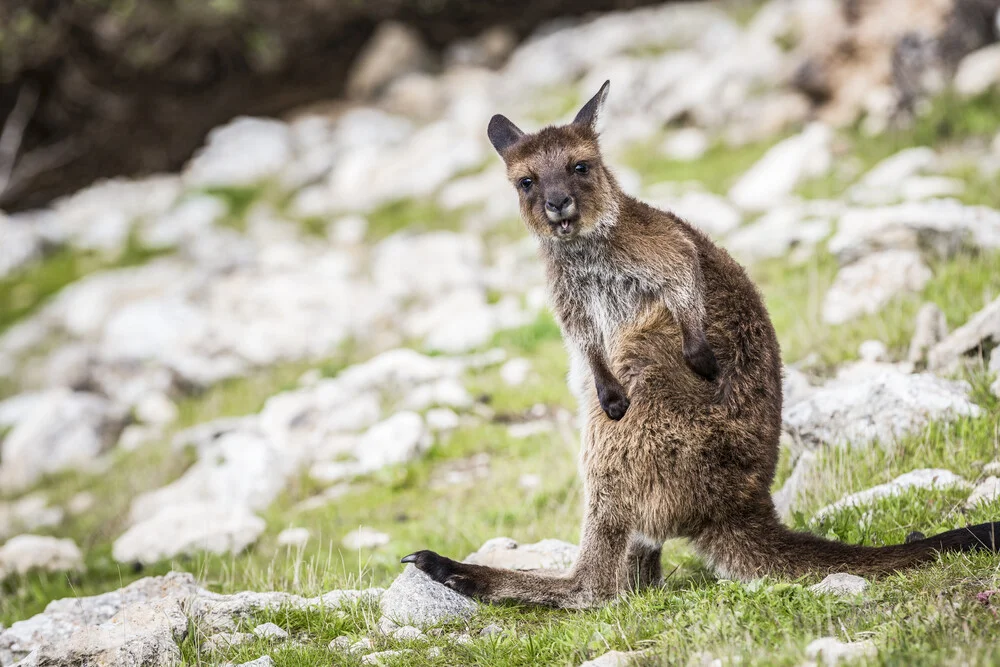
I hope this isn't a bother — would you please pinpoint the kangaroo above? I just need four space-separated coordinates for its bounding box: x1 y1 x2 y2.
401 81 999 608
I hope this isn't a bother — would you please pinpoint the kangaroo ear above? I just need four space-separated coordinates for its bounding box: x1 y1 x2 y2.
573 80 610 130
487 114 525 157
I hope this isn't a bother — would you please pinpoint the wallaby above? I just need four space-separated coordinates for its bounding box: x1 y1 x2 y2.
401 81 999 608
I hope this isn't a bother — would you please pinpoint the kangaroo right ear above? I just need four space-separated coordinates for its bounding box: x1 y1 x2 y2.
487 114 525 157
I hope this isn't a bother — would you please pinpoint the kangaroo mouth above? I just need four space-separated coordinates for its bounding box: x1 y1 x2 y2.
549 216 579 237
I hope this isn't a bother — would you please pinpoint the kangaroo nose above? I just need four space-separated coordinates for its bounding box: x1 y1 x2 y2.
545 196 573 213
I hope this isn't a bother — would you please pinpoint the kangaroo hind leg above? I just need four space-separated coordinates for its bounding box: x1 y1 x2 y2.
402 501 633 609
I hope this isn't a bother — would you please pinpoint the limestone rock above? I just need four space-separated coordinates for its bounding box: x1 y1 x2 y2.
184 117 292 188
805 637 877 665
728 123 832 212
362 650 412 665
0 494 64 539
773 450 818 520
0 389 126 492
253 623 288 640
0 536 83 578
809 573 868 597
343 528 391 551
379 565 478 627
966 476 1000 508
204 632 254 653
927 296 1000 372
113 502 266 565
813 469 970 522
908 303 948 367
954 43 1000 97
276 527 311 548
579 650 646 667
828 199 1000 264
236 658 275 667
465 537 578 571
346 22 431 101
783 368 980 449
822 250 931 325
0 572 201 665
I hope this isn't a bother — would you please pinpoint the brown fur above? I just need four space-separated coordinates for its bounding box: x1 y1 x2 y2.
400 83 1000 608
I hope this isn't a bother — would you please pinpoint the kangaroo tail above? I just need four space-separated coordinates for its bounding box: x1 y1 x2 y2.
694 505 1000 580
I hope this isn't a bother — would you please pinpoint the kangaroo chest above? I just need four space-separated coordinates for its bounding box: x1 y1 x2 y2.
550 253 650 346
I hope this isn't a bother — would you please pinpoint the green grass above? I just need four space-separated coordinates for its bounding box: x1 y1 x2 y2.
624 137 779 193
755 249 1000 369
365 199 470 241
0 234 167 335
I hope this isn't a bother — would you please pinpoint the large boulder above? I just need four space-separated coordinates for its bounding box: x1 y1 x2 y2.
783 368 981 449
0 389 127 492
821 250 932 325
0 536 83 579
112 502 266 565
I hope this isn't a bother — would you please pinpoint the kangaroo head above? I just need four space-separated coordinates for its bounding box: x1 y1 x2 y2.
487 81 617 241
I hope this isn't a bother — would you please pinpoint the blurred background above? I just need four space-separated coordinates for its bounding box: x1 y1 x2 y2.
1 0 1000 665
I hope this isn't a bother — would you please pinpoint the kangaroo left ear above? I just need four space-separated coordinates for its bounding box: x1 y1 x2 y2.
573 80 610 130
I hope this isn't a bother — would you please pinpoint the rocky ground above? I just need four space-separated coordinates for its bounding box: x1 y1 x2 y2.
1 1 1000 665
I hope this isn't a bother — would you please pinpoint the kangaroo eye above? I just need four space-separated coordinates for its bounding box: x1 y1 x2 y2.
574 162 589 174
519 177 533 191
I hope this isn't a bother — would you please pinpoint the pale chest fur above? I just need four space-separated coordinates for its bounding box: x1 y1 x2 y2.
544 241 654 348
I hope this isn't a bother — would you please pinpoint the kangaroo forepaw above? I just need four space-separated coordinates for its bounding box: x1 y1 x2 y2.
597 384 630 420
684 341 720 382
401 550 486 599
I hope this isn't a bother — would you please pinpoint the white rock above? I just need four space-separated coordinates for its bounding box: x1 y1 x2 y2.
908 303 948 367
0 389 125 492
204 632 255 652
276 527 311 548
805 637 877 665
966 476 1000 508
821 250 931 325
373 232 484 300
343 527 390 550
184 117 292 188
985 460 1000 475
809 573 869 597
783 368 980 449
253 623 289 640
236 658 275 667
356 411 428 472
580 650 646 667
329 215 369 245
112 502 266 564
660 128 709 161
0 215 46 279
829 199 1000 264
118 424 162 452
134 392 178 426
519 473 542 491
849 147 937 204
362 650 412 665
772 450 818 520
380 565 478 627
659 190 742 238
725 202 832 262
500 358 532 386
402 378 473 410
425 408 460 432
465 537 578 571
507 420 554 439
858 340 889 364
480 623 503 637
350 637 373 654
67 492 95 516
0 493 64 539
728 123 832 212
813 469 970 522
0 536 83 578
954 43 1000 97
391 625 424 641
346 22 429 100
928 296 1000 371
900 176 965 201
142 195 226 249
329 636 352 650
129 430 289 523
